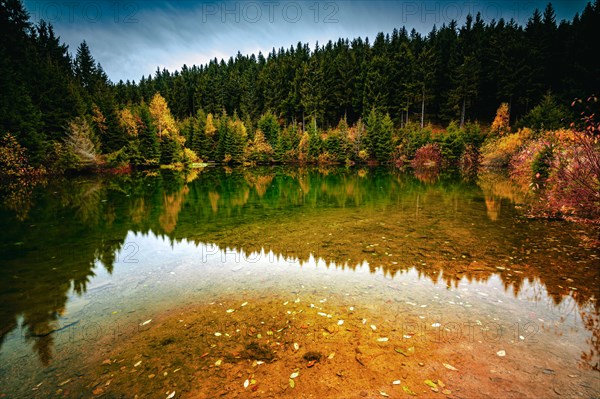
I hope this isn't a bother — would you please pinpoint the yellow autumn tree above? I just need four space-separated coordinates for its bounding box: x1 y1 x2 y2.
149 93 182 143
205 113 216 137
491 103 510 135
118 108 138 137
91 104 107 136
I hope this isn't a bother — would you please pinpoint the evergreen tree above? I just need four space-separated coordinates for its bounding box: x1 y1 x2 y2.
138 103 160 163
365 109 393 162
257 113 280 147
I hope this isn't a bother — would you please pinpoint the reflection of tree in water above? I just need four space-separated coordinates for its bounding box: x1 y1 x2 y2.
413 168 440 184
159 185 189 233
0 176 47 221
0 167 597 369
0 174 165 365
477 171 529 221
580 307 599 371
243 172 274 198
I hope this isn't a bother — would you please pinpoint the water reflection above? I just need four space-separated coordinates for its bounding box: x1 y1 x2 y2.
0 167 597 372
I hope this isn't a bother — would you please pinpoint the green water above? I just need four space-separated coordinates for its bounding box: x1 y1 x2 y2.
0 167 598 398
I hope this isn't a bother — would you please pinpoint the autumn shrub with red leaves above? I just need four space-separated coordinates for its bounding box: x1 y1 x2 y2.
543 96 599 222
0 133 45 178
507 96 600 223
545 131 600 222
510 137 554 189
411 143 442 171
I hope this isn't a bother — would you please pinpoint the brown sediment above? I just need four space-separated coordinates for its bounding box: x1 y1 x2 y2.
67 294 596 399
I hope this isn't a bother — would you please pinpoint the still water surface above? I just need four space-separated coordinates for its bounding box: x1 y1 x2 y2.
0 167 598 398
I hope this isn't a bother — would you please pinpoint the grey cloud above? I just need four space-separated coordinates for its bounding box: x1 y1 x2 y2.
22 1 589 83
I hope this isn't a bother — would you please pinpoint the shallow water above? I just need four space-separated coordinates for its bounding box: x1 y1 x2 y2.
0 167 598 398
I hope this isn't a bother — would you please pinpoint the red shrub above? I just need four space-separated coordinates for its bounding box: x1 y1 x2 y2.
411 143 442 171
546 131 600 221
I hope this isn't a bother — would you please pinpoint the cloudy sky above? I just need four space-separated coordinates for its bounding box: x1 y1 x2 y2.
22 1 589 83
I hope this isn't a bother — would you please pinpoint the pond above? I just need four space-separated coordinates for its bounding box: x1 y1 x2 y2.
0 167 598 398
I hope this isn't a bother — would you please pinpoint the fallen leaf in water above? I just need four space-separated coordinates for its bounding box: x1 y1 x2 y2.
355 354 365 366
377 337 389 342
431 323 441 327
148 374 155 379
290 371 299 379
326 324 338 334
307 360 316 368
442 389 452 395
496 350 506 357
293 343 299 351
338 320 344 325
214 332 222 337
402 385 416 395
395 347 415 357
244 379 249 388
392 380 401 385
102 359 111 365
328 353 335 360
214 359 222 366
166 392 175 399
226 309 235 313
92 387 104 395
289 379 295 388
140 319 152 326
57 379 71 387
424 379 437 388
200 352 209 358
380 391 390 397
134 360 142 367
370 325 377 331
241 302 248 307
437 379 445 388
443 363 458 371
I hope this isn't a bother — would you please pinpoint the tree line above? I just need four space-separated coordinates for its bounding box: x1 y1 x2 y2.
1 0 599 171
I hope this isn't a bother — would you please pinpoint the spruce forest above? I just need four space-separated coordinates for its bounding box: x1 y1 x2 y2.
1 0 599 174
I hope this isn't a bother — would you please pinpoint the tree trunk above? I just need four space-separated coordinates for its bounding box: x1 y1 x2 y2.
421 87 425 129
460 97 466 129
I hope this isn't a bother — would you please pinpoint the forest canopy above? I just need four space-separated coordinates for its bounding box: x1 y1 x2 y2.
0 0 599 170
